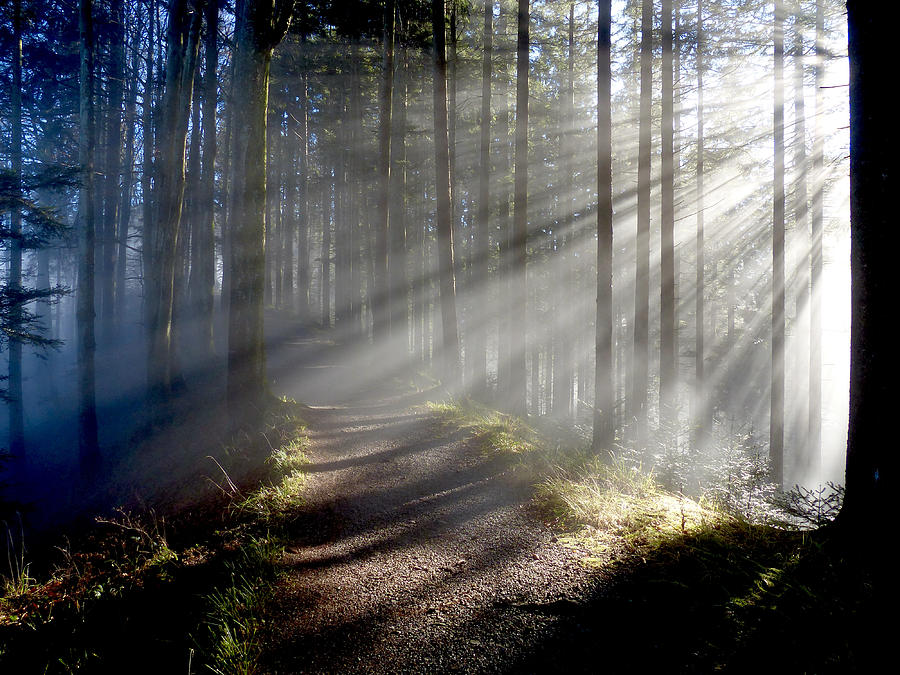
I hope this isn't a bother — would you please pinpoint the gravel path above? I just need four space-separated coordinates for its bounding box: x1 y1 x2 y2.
261 390 600 674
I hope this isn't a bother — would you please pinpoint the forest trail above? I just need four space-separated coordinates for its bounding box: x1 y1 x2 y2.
261 336 599 672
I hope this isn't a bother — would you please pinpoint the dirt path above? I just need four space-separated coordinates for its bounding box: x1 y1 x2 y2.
261 388 599 673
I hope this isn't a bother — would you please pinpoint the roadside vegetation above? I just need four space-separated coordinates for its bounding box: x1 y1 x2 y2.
430 398 875 672
0 399 309 674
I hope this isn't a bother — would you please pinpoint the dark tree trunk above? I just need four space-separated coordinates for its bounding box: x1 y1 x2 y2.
693 0 710 449
432 0 461 385
473 0 493 396
374 0 395 342
78 0 99 460
390 44 409 351
101 0 125 324
593 0 614 455
226 0 293 414
660 0 676 422
632 0 652 443
188 0 218 358
146 0 202 401
8 0 25 454
771 0 786 488
510 0 530 416
808 0 824 481
116 4 140 320
839 0 896 533
297 70 310 322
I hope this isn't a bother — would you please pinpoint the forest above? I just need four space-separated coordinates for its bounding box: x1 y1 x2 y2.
0 0 891 672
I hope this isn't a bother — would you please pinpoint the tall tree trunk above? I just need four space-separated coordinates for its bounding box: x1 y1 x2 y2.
322 175 332 328
101 0 125 324
297 69 310 322
792 9 809 481
693 0 710 449
632 0 653 443
226 0 292 414
78 0 99 459
510 0 530 415
8 0 25 454
116 4 140 320
375 0 395 342
771 0 786 488
432 0 461 385
390 44 409 351
808 0 823 482
839 0 896 542
147 0 202 401
141 0 155 317
474 0 493 396
496 3 512 403
188 0 218 358
593 0 614 454
660 0 676 422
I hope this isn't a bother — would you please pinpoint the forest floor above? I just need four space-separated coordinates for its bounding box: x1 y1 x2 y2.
0 322 881 673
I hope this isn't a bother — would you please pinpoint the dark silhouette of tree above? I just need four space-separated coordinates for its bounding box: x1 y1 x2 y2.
771 0 785 488
840 0 895 533
659 0 676 423
226 0 293 414
593 0 614 454
632 0 652 444
431 0 461 386
78 0 99 460
510 0 529 415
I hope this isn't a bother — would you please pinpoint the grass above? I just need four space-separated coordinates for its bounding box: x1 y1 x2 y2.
0 399 310 674
430 398 874 672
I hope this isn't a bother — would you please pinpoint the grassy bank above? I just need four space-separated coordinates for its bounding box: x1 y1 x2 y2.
430 398 876 672
0 400 309 674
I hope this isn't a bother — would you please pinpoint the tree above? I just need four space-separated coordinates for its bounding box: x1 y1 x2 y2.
593 0 614 454
226 0 293 414
431 0 460 385
146 0 203 401
78 0 99 460
472 0 493 396
510 0 529 415
659 0 676 421
771 0 785 488
374 0 395 343
7 0 25 454
839 0 896 533
187 0 218 359
632 0 653 443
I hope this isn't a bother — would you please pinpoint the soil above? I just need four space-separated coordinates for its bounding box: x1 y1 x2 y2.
261 335 603 673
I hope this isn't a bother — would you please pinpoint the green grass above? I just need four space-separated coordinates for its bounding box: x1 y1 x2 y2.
428 398 540 456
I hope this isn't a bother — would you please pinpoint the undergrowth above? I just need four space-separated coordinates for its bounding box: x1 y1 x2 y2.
0 399 309 674
430 398 871 671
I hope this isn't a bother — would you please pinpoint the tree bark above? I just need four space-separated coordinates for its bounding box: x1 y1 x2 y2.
632 0 653 443
146 0 203 401
808 0 823 482
510 0 530 416
839 0 897 533
473 0 493 396
226 0 293 414
432 0 461 386
593 0 614 454
78 0 99 459
8 0 25 454
660 0 676 422
771 0 786 488
374 0 395 342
